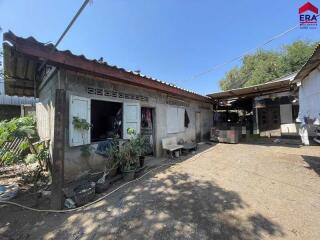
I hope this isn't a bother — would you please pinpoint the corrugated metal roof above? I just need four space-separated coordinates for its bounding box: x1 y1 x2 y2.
0 95 38 106
294 44 320 82
207 72 296 100
3 31 209 102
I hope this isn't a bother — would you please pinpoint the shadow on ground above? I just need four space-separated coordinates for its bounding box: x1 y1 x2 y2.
302 155 320 176
0 145 284 240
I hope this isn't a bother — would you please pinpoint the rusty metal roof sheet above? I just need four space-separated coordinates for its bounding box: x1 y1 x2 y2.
3 31 209 102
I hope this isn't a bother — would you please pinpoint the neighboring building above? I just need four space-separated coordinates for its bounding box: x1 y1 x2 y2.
3 32 212 181
0 95 38 121
293 44 320 124
207 73 299 138
0 40 38 120
293 44 320 144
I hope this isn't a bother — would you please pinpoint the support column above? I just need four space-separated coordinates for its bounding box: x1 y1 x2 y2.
51 89 66 210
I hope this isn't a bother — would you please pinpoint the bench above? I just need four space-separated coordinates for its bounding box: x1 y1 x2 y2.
162 137 183 158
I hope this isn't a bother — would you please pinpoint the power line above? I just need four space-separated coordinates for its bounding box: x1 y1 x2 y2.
186 22 305 82
38 0 91 72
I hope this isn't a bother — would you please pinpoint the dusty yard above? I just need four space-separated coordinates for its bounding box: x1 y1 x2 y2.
1 141 320 240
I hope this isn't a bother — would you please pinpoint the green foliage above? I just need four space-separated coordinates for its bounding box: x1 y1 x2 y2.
72 117 92 131
219 41 318 90
0 116 36 145
25 153 38 164
0 117 37 165
1 150 20 166
106 129 148 172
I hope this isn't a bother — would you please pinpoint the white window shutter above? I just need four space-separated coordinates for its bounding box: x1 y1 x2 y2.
123 102 141 139
167 107 185 133
69 95 91 146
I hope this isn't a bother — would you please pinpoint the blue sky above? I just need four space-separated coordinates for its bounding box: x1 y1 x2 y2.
0 0 319 95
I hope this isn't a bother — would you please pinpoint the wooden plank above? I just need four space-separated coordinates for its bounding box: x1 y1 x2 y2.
50 89 66 210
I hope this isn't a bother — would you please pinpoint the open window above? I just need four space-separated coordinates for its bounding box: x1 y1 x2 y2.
91 100 122 142
69 96 142 146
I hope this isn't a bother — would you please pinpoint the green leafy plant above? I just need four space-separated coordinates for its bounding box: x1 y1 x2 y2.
0 117 38 166
72 116 93 156
119 128 148 171
72 116 92 131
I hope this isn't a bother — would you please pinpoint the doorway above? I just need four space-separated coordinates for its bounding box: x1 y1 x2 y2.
258 106 281 136
195 112 201 142
141 107 155 155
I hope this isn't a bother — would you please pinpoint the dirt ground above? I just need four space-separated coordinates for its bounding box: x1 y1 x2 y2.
1 140 320 240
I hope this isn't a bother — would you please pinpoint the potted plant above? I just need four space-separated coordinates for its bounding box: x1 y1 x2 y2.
119 128 140 181
119 140 139 181
105 139 121 178
132 134 149 168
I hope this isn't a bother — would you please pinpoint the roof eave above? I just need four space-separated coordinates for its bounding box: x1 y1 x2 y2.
3 31 210 103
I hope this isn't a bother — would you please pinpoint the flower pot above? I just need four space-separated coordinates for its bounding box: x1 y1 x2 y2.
139 156 145 168
95 178 111 193
122 170 136 181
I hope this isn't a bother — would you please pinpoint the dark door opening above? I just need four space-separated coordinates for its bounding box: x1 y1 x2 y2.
258 107 280 132
91 100 122 142
141 107 155 156
195 112 201 142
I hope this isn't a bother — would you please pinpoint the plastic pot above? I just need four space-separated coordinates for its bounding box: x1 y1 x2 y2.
139 156 145 168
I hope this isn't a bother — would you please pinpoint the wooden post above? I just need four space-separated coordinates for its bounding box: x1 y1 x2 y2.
51 89 66 210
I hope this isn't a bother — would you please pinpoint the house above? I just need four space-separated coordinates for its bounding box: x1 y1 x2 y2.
293 44 320 144
3 31 213 181
207 73 299 138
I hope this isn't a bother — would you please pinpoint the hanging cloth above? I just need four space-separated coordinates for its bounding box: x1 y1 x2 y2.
184 109 190 127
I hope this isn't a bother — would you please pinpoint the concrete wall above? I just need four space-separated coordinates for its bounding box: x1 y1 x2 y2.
38 69 213 182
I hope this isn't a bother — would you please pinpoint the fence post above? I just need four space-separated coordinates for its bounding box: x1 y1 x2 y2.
50 89 66 210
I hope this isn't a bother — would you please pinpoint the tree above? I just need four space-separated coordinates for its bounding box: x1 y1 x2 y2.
219 41 318 91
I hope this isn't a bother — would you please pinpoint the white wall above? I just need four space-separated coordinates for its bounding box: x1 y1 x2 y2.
298 68 320 120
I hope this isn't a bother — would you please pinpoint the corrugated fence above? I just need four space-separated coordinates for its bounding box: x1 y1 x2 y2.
0 95 39 106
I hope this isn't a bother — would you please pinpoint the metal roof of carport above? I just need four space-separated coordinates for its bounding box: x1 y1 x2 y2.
207 72 297 100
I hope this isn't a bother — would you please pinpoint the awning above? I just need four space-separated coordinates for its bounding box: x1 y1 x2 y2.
207 73 296 100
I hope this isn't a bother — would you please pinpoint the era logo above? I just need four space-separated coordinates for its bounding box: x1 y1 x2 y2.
299 2 318 29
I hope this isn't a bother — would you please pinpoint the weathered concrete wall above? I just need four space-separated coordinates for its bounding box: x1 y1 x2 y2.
37 69 213 182
62 70 212 181
37 69 59 163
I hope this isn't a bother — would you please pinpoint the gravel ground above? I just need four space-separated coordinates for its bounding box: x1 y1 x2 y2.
1 141 320 240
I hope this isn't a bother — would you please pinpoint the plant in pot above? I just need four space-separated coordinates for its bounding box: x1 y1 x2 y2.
104 139 121 178
131 134 149 168
119 128 140 181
